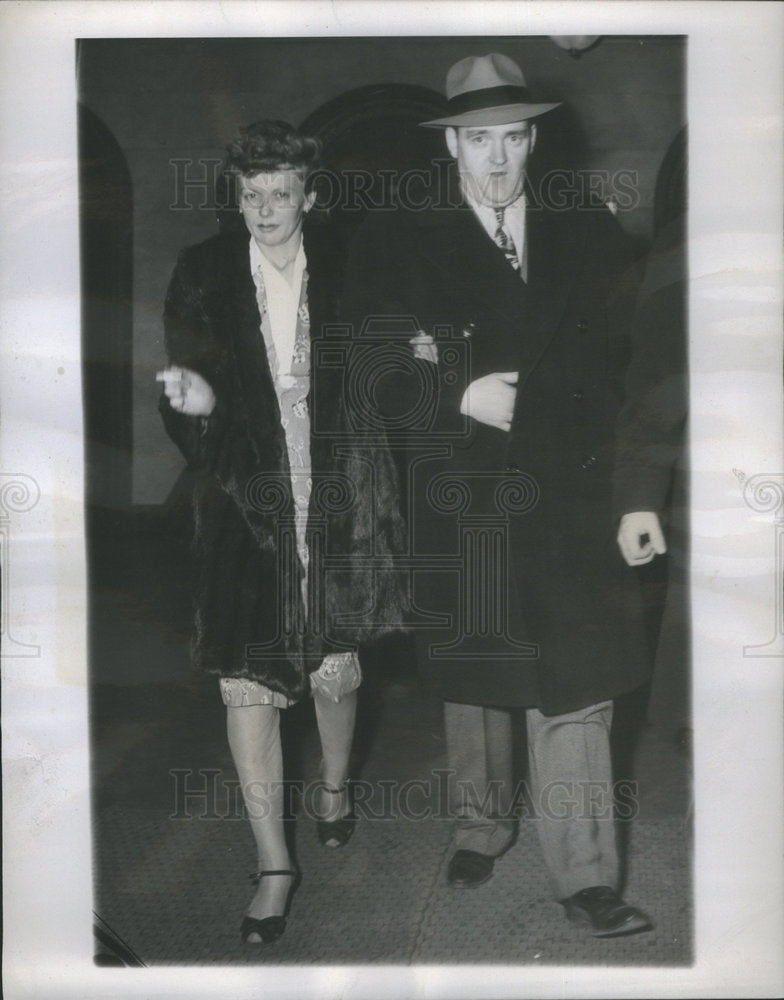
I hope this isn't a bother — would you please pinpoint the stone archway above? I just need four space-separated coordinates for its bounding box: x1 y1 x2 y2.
78 102 134 513
299 83 447 267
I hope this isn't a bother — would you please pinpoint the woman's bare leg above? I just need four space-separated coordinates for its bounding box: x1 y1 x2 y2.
313 688 357 821
226 704 294 927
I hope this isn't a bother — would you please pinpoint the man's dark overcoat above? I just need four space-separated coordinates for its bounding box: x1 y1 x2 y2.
161 225 406 701
341 187 652 715
612 214 688 726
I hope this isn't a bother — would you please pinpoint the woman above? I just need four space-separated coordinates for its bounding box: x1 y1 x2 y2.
157 120 404 944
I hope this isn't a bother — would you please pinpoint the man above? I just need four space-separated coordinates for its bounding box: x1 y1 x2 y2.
342 53 653 936
614 211 688 741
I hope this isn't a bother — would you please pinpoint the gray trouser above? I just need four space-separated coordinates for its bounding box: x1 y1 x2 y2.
444 698 618 899
444 702 517 860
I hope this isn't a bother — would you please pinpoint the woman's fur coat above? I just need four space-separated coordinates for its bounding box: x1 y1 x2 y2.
160 224 406 700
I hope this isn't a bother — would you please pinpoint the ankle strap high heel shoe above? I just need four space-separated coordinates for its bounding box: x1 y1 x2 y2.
316 782 356 848
240 868 300 944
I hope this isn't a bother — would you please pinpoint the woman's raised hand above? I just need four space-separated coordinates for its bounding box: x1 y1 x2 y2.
156 365 216 416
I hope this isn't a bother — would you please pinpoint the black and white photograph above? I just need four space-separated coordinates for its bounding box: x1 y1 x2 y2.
1 2 782 998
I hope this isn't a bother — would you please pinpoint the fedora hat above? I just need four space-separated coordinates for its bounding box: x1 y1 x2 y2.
420 52 560 128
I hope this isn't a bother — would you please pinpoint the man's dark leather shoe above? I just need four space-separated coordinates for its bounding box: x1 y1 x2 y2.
446 849 495 888
562 885 652 937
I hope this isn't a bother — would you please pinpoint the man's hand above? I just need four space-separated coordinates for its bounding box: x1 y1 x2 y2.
409 330 438 364
156 366 216 417
460 372 518 432
617 511 667 566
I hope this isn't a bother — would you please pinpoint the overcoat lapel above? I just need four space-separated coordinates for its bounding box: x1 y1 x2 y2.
414 203 529 331
517 205 585 385
302 225 341 478
214 226 341 490
412 196 585 386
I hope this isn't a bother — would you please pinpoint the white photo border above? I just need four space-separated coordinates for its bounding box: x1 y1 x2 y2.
1 2 782 998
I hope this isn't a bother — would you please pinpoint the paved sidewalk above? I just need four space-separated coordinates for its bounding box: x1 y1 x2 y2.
90 513 692 966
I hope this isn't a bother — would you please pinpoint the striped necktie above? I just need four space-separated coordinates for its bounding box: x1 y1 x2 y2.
493 207 520 272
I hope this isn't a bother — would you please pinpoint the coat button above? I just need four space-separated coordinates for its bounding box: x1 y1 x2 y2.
462 322 476 339
571 390 584 401
580 455 597 469
505 463 520 473
577 319 588 333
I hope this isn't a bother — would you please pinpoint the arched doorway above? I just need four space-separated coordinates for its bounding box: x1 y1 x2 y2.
300 83 446 272
78 102 134 514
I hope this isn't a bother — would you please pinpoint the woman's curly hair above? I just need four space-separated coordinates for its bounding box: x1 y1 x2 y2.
222 119 321 194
